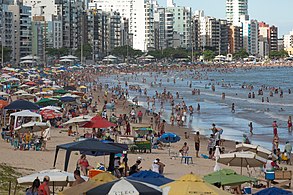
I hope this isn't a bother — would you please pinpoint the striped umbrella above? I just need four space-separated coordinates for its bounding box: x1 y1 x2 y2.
86 178 162 195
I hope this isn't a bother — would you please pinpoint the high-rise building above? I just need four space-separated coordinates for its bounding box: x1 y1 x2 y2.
89 0 156 51
258 22 270 58
269 25 278 51
8 2 32 64
22 0 58 21
240 15 258 56
284 30 293 49
226 0 248 26
166 5 191 48
228 25 243 54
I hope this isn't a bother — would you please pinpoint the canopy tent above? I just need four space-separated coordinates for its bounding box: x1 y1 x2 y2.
4 99 39 110
20 60 37 64
253 187 292 195
60 55 78 59
9 110 42 129
20 55 40 60
60 59 74 62
203 169 255 186
127 170 173 186
14 121 50 133
53 139 128 171
59 172 116 195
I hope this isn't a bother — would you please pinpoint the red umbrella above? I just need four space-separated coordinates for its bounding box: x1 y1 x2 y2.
25 81 37 86
81 115 117 128
40 109 62 119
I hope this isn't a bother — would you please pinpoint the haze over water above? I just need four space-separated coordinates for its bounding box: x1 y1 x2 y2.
100 66 293 150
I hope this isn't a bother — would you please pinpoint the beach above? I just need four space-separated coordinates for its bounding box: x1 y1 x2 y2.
1 64 293 194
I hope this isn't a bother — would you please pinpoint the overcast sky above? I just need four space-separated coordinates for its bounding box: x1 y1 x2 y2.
157 0 293 36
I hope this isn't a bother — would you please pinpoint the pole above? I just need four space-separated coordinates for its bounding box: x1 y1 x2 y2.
81 35 83 65
1 10 4 67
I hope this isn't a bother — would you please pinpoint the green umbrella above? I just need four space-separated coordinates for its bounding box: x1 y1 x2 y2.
36 98 60 106
53 89 68 95
203 169 255 186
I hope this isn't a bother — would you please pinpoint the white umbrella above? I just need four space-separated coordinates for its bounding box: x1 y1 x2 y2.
6 77 20 82
62 115 92 126
20 60 37 64
213 146 221 172
218 151 267 174
18 93 36 99
40 106 62 111
1 74 11 78
19 84 30 88
236 143 278 161
14 121 50 133
17 169 88 186
14 90 28 95
60 59 74 62
0 92 9 96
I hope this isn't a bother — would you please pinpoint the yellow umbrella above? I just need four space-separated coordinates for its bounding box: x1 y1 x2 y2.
79 86 87 89
161 173 231 195
59 172 116 195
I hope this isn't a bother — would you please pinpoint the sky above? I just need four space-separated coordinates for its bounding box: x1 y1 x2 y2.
157 0 293 36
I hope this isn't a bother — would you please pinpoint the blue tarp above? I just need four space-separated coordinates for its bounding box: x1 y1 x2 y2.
127 170 173 186
4 99 39 110
254 187 292 195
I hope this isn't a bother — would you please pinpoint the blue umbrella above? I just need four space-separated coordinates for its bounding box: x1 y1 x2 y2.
159 132 181 156
254 187 292 195
4 99 39 110
127 170 173 186
159 132 181 143
59 96 75 102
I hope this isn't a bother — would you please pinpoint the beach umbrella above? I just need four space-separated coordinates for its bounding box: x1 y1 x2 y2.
36 98 60 106
159 132 181 156
0 100 8 109
217 151 267 174
59 172 116 195
81 115 117 129
14 89 28 95
161 173 231 195
19 84 30 88
40 109 62 120
4 99 39 110
25 81 37 86
63 115 92 126
236 143 278 160
40 106 62 111
14 121 50 133
253 187 292 195
59 96 76 102
203 169 255 186
53 89 68 95
127 170 173 186
17 93 36 99
0 92 9 96
86 178 162 195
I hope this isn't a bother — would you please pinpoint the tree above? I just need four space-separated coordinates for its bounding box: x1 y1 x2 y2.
111 45 143 60
203 50 215 61
233 49 249 60
0 46 12 63
269 50 289 59
46 47 70 58
75 44 93 60
147 50 164 59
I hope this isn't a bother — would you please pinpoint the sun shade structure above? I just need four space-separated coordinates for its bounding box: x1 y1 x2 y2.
53 139 128 171
236 143 278 160
86 178 162 195
217 151 267 174
59 172 116 195
253 187 292 195
5 99 39 110
203 169 255 186
81 115 117 128
127 170 173 186
14 121 50 133
161 173 231 195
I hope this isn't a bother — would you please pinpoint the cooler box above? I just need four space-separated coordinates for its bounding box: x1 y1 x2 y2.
265 172 275 180
88 169 104 178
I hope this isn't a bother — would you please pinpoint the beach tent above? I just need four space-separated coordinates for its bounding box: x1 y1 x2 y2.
9 110 42 129
4 99 39 110
53 139 128 171
86 178 162 195
217 151 267 174
236 143 278 160
127 170 173 186
14 121 50 133
253 187 292 195
59 172 116 195
203 169 255 186
161 173 231 195
81 115 117 129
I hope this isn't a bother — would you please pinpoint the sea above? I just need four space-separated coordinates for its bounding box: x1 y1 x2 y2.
99 66 293 150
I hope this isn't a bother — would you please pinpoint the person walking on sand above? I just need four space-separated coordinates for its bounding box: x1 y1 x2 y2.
194 132 200 158
272 121 278 136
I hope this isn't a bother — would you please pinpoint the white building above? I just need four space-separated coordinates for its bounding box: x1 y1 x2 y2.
226 0 248 26
240 15 258 56
284 30 293 49
90 0 156 51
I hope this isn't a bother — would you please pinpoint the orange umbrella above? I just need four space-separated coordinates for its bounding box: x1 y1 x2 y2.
0 100 8 109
